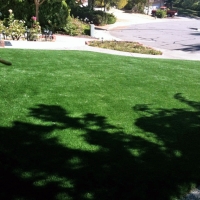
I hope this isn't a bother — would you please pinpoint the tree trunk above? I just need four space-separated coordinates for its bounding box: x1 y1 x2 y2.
35 3 39 21
34 0 46 22
170 1 173 9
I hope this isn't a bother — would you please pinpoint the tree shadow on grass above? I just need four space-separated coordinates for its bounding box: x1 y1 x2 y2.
0 93 200 200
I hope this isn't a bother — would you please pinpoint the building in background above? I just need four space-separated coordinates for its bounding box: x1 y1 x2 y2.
151 0 165 9
144 0 165 15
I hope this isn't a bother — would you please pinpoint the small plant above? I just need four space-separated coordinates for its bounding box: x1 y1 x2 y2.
63 17 87 36
29 16 41 41
0 20 6 34
93 14 103 25
107 13 116 24
4 9 26 40
156 9 167 18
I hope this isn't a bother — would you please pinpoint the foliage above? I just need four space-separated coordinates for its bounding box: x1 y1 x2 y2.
34 0 46 21
191 1 200 10
181 0 195 8
116 0 128 9
92 10 116 25
173 6 200 17
0 0 116 35
3 9 26 40
63 17 89 36
95 11 116 25
125 0 146 12
92 10 113 25
156 9 167 18
88 40 162 55
93 14 103 24
0 0 70 30
124 0 134 10
71 7 116 25
0 0 34 23
70 6 93 21
0 21 6 33
164 0 174 9
132 2 146 13
166 0 200 11
181 0 200 11
29 16 41 41
0 10 41 41
107 13 117 24
40 0 70 30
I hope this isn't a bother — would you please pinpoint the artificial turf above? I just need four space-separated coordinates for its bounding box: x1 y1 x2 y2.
0 49 200 200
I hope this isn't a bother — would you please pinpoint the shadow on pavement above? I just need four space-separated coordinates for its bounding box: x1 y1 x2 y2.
4 41 12 46
175 44 200 52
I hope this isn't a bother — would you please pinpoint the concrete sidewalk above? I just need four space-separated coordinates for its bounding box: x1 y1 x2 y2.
3 33 200 61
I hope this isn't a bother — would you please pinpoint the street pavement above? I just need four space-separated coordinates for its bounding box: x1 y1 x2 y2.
2 9 200 61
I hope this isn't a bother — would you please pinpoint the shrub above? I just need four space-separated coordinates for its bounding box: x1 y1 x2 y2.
83 24 90 35
70 7 116 26
117 0 128 9
107 13 116 24
182 0 191 9
29 16 41 41
63 17 86 36
70 6 93 22
124 0 134 10
93 14 103 25
156 9 166 18
93 11 108 25
191 2 200 11
42 1 69 32
0 21 6 33
4 9 26 40
92 11 117 25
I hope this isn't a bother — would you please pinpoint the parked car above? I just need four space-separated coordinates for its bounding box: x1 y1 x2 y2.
152 6 178 17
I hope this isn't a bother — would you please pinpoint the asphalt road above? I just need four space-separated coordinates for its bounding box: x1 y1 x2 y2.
109 17 200 52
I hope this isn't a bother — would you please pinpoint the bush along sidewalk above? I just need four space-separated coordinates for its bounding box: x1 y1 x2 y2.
1 9 26 40
0 9 56 42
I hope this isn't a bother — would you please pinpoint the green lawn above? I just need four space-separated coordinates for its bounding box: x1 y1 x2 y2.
0 49 200 200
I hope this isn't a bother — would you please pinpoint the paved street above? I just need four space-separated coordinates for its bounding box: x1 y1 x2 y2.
110 16 200 52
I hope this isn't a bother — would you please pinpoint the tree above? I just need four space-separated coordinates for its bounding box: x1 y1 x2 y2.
130 0 146 12
116 0 128 9
164 0 173 9
34 0 46 21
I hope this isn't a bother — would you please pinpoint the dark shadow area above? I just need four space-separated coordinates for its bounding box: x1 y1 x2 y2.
4 41 12 46
175 44 200 51
95 27 108 31
0 94 199 200
189 27 199 30
133 93 200 197
190 32 200 36
178 14 200 20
